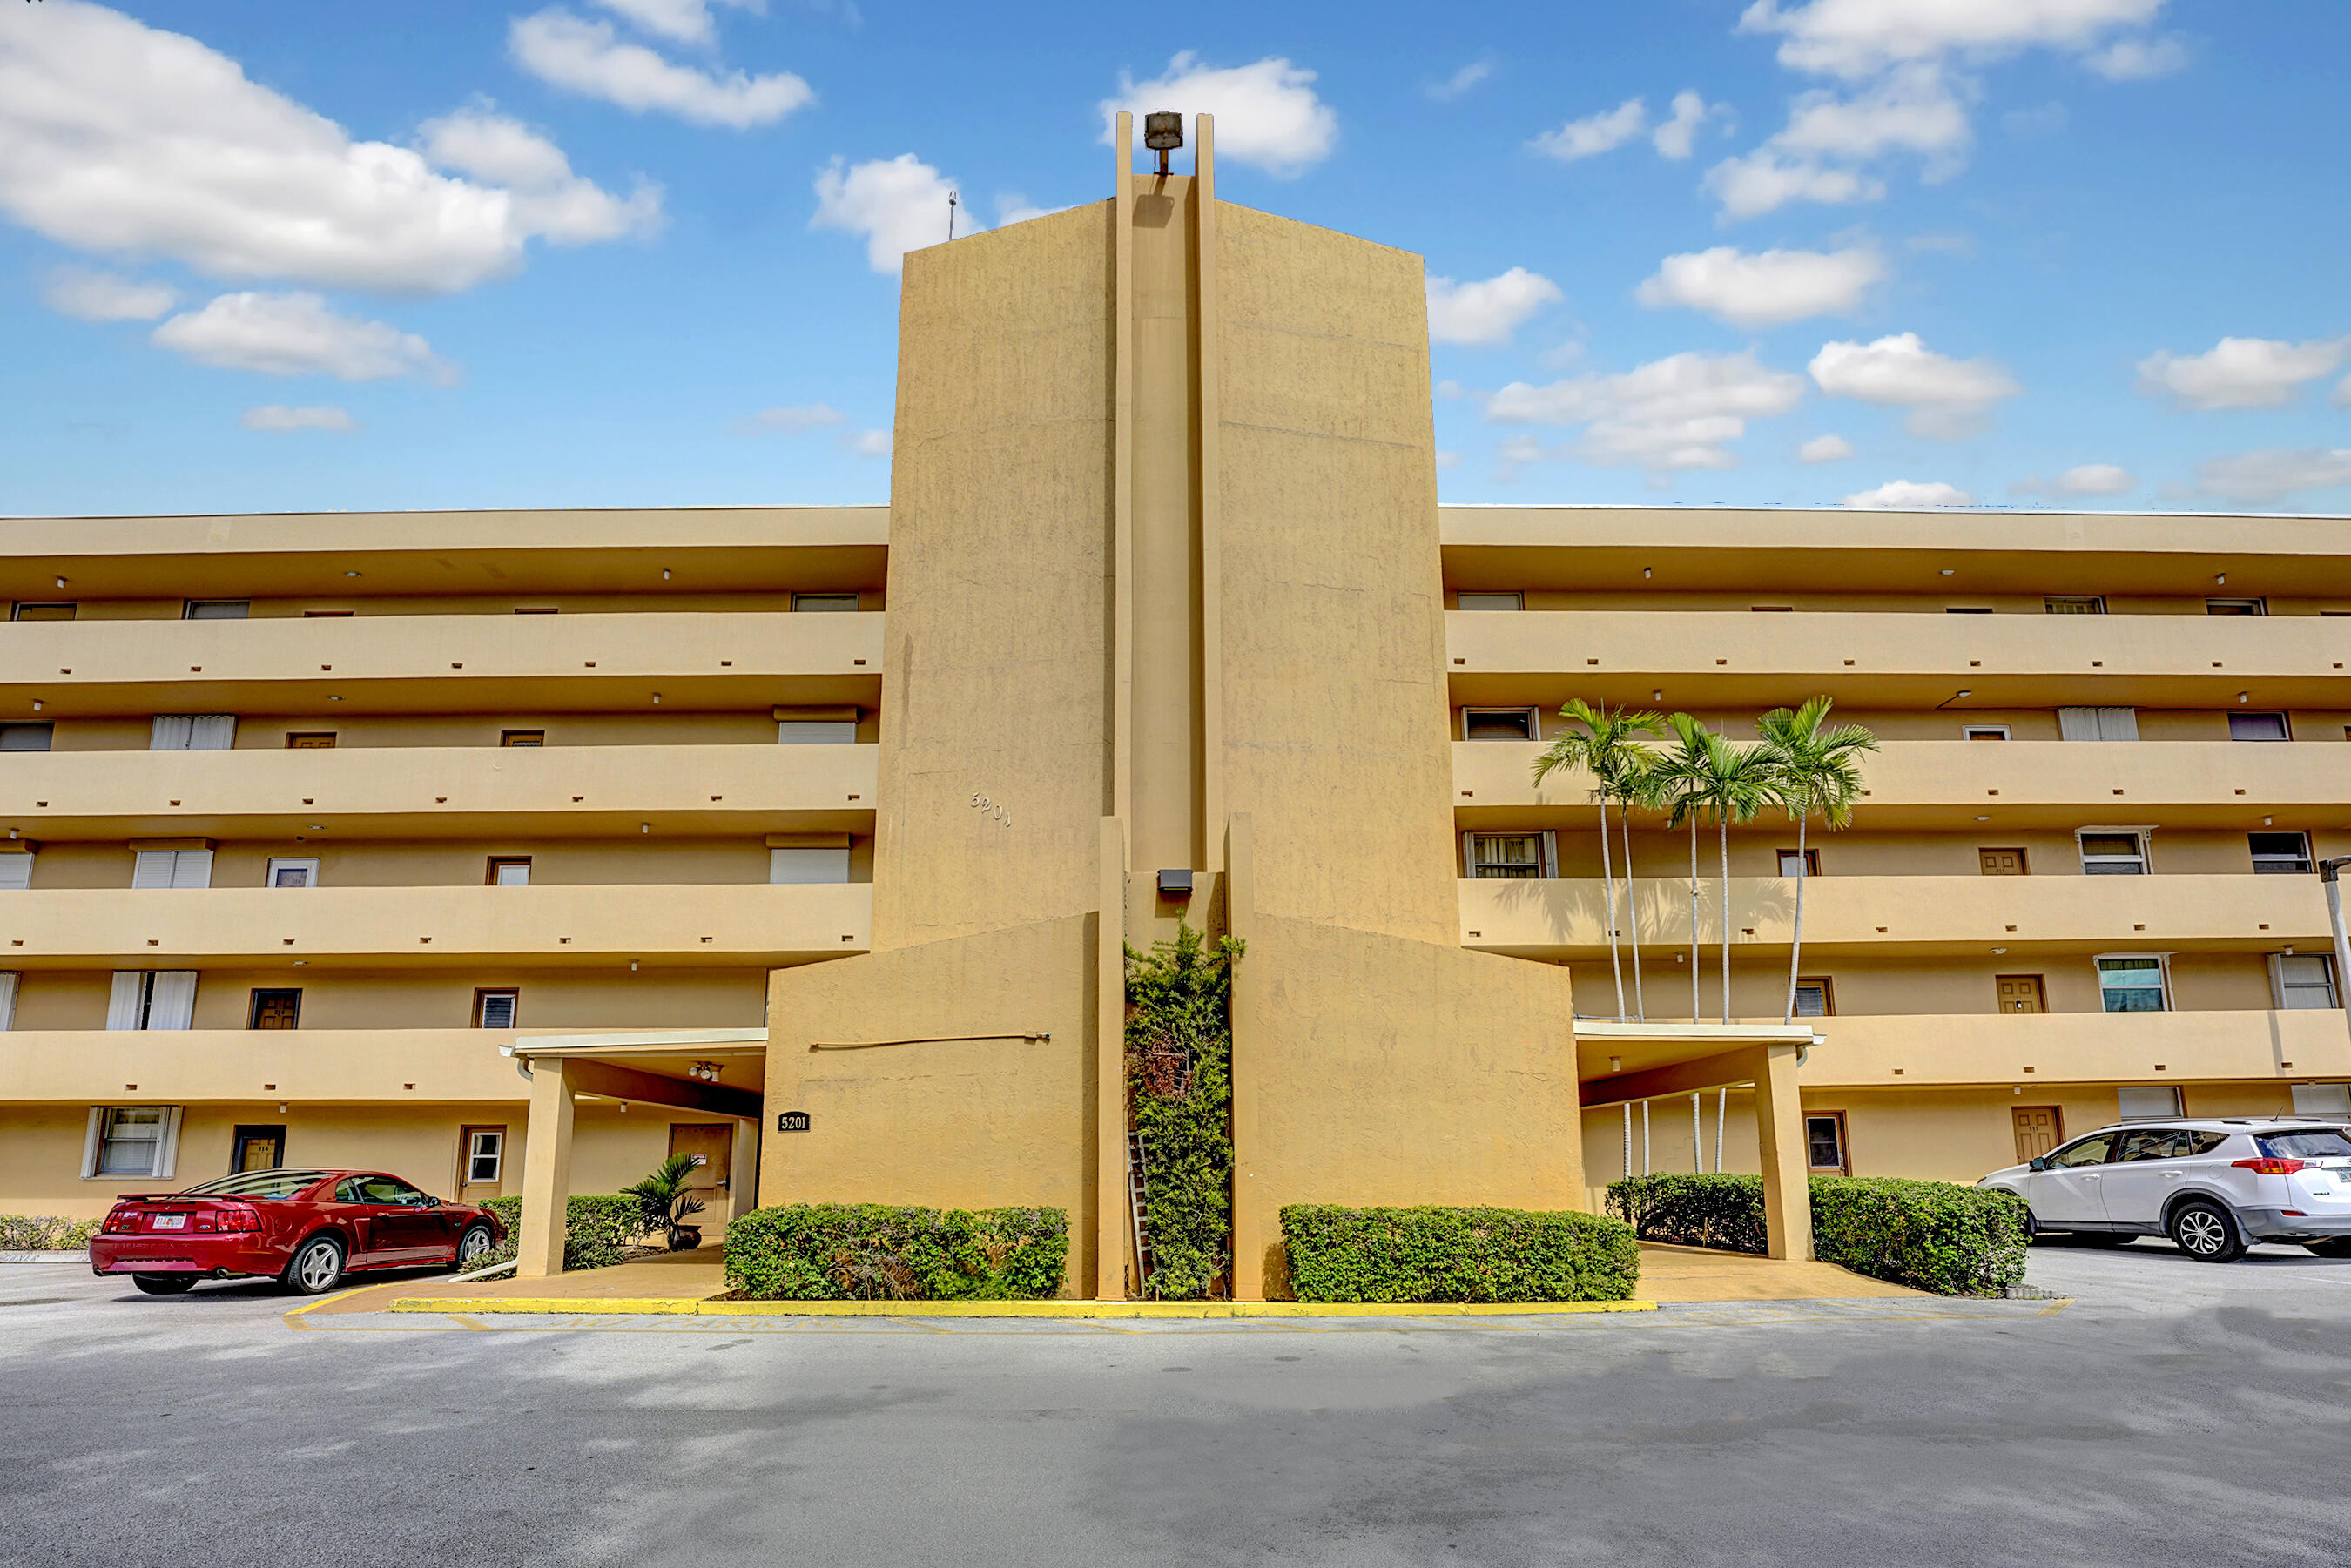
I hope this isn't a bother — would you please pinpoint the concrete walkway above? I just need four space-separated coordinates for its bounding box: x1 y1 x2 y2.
313 1238 1923 1315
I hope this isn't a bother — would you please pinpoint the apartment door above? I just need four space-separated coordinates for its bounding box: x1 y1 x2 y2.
455 1126 507 1202
230 1124 285 1173
2011 1107 2064 1164
1979 848 2029 876
1996 974 2046 1013
668 1123 733 1226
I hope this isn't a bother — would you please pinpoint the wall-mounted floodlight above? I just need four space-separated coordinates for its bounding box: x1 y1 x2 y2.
1143 111 1182 176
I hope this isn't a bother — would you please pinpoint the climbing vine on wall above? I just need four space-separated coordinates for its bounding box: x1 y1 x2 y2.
1125 922 1243 1300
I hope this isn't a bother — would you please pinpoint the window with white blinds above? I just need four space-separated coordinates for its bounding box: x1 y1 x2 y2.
0 971 17 1030
2057 706 2139 741
108 971 199 1031
0 853 31 891
131 848 213 889
150 714 237 750
769 847 851 884
83 1106 182 1179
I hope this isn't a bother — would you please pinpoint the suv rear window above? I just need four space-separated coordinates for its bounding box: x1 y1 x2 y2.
182 1169 330 1200
2259 1130 2351 1160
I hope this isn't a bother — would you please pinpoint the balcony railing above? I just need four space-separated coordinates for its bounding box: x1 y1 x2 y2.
1794 1007 2351 1089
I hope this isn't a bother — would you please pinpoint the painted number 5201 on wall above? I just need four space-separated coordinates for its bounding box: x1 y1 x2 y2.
970 791 1010 828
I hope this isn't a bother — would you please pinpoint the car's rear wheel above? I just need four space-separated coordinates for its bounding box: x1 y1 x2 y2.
131 1274 196 1295
454 1223 495 1270
281 1235 346 1295
2304 1238 2351 1259
2168 1199 2247 1263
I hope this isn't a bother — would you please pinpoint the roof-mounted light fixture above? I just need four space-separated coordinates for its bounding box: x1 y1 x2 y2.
1143 111 1182 177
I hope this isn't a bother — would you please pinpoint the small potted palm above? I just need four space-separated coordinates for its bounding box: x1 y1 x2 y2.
626 1154 709 1251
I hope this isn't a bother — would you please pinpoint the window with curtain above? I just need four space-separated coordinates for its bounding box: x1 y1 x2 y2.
108 971 199 1030
2057 707 2139 741
150 714 237 750
1468 834 1546 879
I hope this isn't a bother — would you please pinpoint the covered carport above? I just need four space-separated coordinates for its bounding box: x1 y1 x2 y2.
1575 1022 1825 1261
500 1028 765 1278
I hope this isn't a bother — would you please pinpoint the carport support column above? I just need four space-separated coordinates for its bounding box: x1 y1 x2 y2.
1752 1044 1812 1262
515 1057 576 1279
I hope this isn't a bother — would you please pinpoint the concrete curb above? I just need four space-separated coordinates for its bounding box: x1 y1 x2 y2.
387 1295 1661 1319
0 1251 90 1265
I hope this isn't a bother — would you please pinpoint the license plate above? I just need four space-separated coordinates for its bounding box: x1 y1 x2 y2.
152 1214 186 1229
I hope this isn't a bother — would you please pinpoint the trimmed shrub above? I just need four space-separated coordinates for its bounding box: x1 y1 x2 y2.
724 1204 1068 1301
0 1215 100 1252
1605 1173 2029 1297
1279 1204 1642 1304
1126 925 1242 1300
473 1195 643 1273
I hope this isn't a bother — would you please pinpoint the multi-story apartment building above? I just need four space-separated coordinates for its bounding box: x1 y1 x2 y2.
5 114 2345 1294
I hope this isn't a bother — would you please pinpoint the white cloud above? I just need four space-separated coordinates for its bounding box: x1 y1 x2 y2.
2192 448 2351 504
2001 101 2069 137
240 404 355 433
1809 332 2018 437
1799 433 1854 462
1435 379 1463 400
1735 0 2166 79
1652 90 1728 159
2084 33 2188 78
417 105 660 243
2014 462 2135 496
1427 59 1494 103
994 193 1067 226
844 428 891 457
1773 64 1972 172
1636 245 1885 328
1701 151 1884 220
1484 349 1807 471
1530 98 1648 162
2337 373 2351 410
152 292 453 381
811 154 976 274
510 8 812 129
41 266 175 321
2135 336 2351 411
0 1 649 294
1099 54 1337 178
1425 268 1564 347
1434 449 1462 468
735 403 845 434
1844 478 1973 508
589 0 762 46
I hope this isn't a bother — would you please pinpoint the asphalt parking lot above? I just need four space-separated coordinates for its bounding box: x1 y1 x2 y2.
7 1238 2351 1568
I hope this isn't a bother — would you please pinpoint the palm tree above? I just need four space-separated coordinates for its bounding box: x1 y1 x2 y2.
1651 717 1714 1023
1758 697 1878 1025
1534 701 1661 1021
1659 715 1779 1023
1613 748 1659 1020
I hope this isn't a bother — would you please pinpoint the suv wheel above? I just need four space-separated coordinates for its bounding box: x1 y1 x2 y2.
282 1235 347 1295
2168 1199 2247 1263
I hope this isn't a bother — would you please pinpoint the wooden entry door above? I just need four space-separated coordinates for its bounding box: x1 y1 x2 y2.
1997 974 2046 1013
668 1123 734 1227
230 1124 285 1173
2012 1106 2065 1163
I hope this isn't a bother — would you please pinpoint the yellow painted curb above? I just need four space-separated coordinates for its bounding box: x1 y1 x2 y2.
387 1295 1660 1319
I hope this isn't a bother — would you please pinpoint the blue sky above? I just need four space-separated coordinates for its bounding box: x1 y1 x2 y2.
2 0 2347 518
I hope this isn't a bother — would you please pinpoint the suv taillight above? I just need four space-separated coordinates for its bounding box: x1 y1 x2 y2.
2233 1157 2307 1175
101 1207 139 1233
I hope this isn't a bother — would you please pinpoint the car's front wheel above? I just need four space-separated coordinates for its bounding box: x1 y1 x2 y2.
131 1274 196 1295
2305 1238 2351 1259
454 1223 495 1270
2168 1199 2247 1263
281 1235 346 1295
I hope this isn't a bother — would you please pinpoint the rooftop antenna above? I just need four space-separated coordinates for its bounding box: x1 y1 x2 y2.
1143 111 1182 177
946 189 959 240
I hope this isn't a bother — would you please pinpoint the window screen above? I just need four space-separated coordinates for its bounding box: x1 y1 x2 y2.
1468 834 1546 879
792 594 859 612
0 723 52 751
769 847 851 884
1805 1114 1846 1171
1793 979 1832 1017
2274 953 2337 1010
1463 709 1537 741
778 721 856 744
2098 959 2167 1013
2229 711 2289 741
2250 832 2312 874
0 854 32 891
2289 1084 2351 1117
1456 592 1522 611
2116 1085 2183 1119
184 601 250 620
475 991 519 1029
2079 833 2146 874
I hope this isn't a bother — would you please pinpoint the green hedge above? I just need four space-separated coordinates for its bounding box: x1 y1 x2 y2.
473 1195 643 1273
1605 1174 2029 1297
0 1215 100 1251
1279 1205 1642 1303
1126 925 1242 1300
723 1204 1068 1301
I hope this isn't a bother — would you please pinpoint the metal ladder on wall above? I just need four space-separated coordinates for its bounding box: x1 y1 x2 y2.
1127 1130 1155 1292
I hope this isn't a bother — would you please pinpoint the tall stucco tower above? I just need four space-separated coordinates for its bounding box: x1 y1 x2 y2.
762 117 1580 1298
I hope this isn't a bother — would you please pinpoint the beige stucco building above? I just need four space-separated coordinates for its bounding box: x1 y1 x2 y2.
5 117 2347 1293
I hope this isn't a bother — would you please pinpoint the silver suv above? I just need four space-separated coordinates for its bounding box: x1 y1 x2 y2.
1977 1119 2351 1263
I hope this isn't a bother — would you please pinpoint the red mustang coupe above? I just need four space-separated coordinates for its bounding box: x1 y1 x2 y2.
91 1168 504 1295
